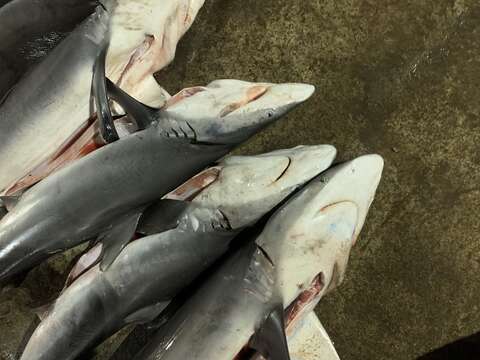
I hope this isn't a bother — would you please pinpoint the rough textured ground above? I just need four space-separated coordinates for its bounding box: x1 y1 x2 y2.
1 0 479 359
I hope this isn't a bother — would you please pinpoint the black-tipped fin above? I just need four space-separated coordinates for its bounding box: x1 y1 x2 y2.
137 199 190 236
124 301 170 325
106 78 156 130
99 211 143 271
93 44 119 143
0 195 21 211
250 305 291 360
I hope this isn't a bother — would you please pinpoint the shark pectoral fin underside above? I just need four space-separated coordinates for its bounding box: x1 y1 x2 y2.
99 211 143 271
0 194 21 211
250 305 291 360
137 199 190 236
124 302 170 325
106 78 156 130
63 242 103 289
289 313 341 360
93 44 119 143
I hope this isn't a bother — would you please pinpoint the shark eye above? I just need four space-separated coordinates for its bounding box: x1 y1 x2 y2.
266 109 275 118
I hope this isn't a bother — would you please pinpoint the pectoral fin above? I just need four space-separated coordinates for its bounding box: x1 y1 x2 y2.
124 302 169 325
288 313 340 360
0 195 21 211
137 199 190 235
106 78 156 130
250 305 291 360
99 211 143 271
93 44 119 143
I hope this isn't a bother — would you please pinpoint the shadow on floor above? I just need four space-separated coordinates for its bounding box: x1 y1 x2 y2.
417 331 480 359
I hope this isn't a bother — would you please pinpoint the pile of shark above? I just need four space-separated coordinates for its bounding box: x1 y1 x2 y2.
0 1 384 359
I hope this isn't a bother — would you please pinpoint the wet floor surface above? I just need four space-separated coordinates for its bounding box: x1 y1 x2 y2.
1 1 480 359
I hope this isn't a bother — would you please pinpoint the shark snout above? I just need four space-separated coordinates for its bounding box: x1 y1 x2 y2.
164 80 315 145
343 154 384 245
270 83 316 105
259 145 337 188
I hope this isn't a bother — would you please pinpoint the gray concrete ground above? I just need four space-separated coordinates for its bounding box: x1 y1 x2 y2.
1 1 479 359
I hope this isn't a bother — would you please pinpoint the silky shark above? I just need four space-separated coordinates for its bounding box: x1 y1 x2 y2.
0 79 314 282
134 154 384 360
3 79 315 195
19 145 336 360
0 0 204 194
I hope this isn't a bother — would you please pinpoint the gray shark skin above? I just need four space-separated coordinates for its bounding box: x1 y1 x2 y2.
0 131 226 282
0 0 97 98
0 4 110 193
136 242 279 360
20 212 236 360
19 145 336 360
134 155 384 360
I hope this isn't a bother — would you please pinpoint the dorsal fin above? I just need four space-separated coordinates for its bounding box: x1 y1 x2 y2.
250 305 291 360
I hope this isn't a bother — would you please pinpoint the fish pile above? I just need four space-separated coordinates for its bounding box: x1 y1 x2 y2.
0 1 384 359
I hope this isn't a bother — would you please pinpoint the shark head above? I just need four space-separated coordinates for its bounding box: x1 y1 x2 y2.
192 145 336 229
256 154 384 306
162 79 315 145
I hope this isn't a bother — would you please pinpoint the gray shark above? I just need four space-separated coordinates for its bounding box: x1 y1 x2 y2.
19 145 336 360
134 154 384 360
0 81 314 281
